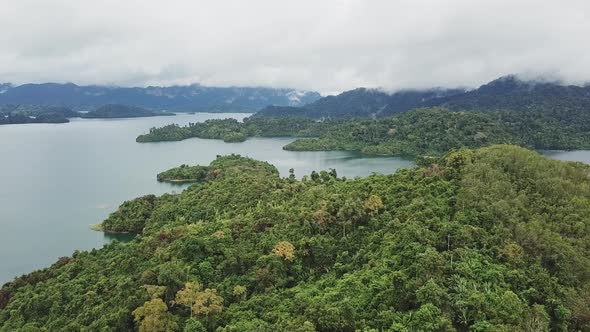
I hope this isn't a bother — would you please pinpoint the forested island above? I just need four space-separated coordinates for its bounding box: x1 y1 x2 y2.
136 107 590 157
0 105 76 125
136 117 327 143
157 164 210 183
1 148 589 331
0 103 176 124
82 104 175 118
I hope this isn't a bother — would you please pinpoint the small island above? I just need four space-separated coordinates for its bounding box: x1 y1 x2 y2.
0 105 78 125
82 104 175 118
156 164 210 183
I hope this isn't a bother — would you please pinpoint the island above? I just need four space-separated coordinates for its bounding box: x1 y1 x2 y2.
136 117 323 143
2 148 589 331
82 104 175 118
135 107 590 158
0 104 78 125
156 164 210 183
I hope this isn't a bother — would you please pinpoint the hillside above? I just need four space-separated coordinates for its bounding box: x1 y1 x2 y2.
433 75 590 111
82 104 174 118
1 149 589 331
254 88 464 119
254 75 590 119
0 83 321 112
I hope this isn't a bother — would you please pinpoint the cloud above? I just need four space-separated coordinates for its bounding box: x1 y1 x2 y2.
1 0 589 93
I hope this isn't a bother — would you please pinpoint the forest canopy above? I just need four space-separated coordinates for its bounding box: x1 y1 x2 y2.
136 107 590 157
1 147 589 331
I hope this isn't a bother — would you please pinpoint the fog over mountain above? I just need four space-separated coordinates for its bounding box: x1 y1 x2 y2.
1 0 590 93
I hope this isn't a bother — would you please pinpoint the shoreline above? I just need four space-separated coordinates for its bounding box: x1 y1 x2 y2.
89 224 132 234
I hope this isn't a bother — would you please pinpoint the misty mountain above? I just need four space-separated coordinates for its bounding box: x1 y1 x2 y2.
430 75 590 111
254 88 465 118
0 83 321 112
255 75 590 118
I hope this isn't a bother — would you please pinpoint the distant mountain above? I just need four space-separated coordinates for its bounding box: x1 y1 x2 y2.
82 104 174 119
431 75 590 111
255 75 590 118
254 88 465 118
0 83 321 112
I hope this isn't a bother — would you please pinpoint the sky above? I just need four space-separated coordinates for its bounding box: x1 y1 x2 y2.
1 0 589 94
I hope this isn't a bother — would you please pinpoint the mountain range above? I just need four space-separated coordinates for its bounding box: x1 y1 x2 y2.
255 75 590 118
0 83 321 112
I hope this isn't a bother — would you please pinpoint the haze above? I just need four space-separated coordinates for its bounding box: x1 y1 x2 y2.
1 0 589 93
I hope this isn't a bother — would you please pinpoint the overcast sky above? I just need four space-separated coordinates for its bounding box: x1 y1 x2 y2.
1 0 589 94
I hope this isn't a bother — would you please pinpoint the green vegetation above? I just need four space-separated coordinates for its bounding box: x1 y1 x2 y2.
1 147 590 331
136 107 590 157
136 117 326 143
255 75 590 119
0 105 78 125
101 194 159 233
157 165 211 183
83 104 175 118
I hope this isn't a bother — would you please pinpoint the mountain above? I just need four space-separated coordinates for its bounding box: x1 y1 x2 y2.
255 88 464 118
432 75 590 111
0 83 321 112
82 104 174 118
255 75 590 118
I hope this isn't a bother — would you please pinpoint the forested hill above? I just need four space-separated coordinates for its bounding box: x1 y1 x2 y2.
254 88 464 118
254 75 590 118
0 83 321 112
1 148 590 331
430 75 590 111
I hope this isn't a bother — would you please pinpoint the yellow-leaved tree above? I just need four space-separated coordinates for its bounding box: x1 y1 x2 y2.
272 241 295 262
174 282 224 319
363 194 384 216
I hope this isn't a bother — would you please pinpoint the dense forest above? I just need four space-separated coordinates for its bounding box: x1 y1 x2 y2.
136 107 590 157
254 75 590 119
136 117 331 143
157 165 211 183
254 88 464 119
1 147 589 331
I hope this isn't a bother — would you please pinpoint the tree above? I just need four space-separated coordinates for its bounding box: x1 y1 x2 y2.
363 195 384 216
132 298 178 332
272 241 295 262
174 282 224 319
184 318 206 332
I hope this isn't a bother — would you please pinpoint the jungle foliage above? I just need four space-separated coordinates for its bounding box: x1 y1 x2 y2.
1 147 589 331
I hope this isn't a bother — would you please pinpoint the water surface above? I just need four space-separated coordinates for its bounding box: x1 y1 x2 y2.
0 113 413 284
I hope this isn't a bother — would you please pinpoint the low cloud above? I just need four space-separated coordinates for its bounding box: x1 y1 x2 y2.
1 0 589 93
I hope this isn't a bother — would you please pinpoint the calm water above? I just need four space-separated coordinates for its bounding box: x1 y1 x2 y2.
541 150 590 163
0 113 414 284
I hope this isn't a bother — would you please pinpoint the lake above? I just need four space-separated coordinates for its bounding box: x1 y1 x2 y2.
0 113 415 284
